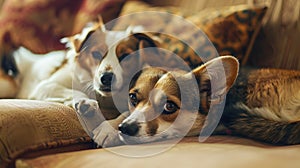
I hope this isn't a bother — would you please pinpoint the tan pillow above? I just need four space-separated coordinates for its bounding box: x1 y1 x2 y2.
0 100 91 168
114 1 267 65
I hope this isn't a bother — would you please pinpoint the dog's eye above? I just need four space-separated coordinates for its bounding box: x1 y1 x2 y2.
162 101 179 114
91 51 103 60
129 93 138 107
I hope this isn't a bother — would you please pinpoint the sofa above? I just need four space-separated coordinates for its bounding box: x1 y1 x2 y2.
1 0 300 168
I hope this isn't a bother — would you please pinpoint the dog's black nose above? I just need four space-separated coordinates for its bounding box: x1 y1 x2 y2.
100 72 114 86
119 122 139 136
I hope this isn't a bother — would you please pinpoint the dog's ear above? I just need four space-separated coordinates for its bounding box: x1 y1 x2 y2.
61 16 106 53
133 33 159 49
132 33 162 66
189 56 239 101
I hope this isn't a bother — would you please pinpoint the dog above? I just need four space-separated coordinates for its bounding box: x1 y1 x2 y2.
93 55 300 147
8 19 145 135
93 56 239 146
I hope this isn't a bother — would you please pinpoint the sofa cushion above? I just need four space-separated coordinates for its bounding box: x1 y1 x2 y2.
0 100 92 168
15 136 300 168
113 1 267 65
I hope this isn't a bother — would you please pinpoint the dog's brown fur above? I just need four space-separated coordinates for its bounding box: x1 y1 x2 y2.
222 68 300 144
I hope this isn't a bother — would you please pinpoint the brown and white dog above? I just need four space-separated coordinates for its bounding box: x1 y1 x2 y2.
93 56 239 146
93 56 300 147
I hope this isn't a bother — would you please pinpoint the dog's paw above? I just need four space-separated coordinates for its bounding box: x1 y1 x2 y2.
93 120 124 148
74 98 104 135
74 98 99 117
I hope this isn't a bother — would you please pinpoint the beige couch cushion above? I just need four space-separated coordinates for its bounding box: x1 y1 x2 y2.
16 136 300 168
0 100 92 168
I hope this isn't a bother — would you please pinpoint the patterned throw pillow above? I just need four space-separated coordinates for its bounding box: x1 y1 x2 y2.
113 1 267 65
187 5 267 63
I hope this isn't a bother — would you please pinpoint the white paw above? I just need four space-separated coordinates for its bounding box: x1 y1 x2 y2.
74 98 99 117
74 98 104 135
93 120 124 148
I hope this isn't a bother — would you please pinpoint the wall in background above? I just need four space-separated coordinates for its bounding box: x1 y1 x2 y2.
249 0 300 70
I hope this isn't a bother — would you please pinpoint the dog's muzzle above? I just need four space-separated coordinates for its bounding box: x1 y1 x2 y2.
118 122 139 136
99 72 114 91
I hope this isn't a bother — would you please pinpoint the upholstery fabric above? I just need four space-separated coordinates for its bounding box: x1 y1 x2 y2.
0 100 92 168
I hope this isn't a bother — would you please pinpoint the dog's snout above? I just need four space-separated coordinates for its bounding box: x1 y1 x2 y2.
119 122 139 136
100 72 114 86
